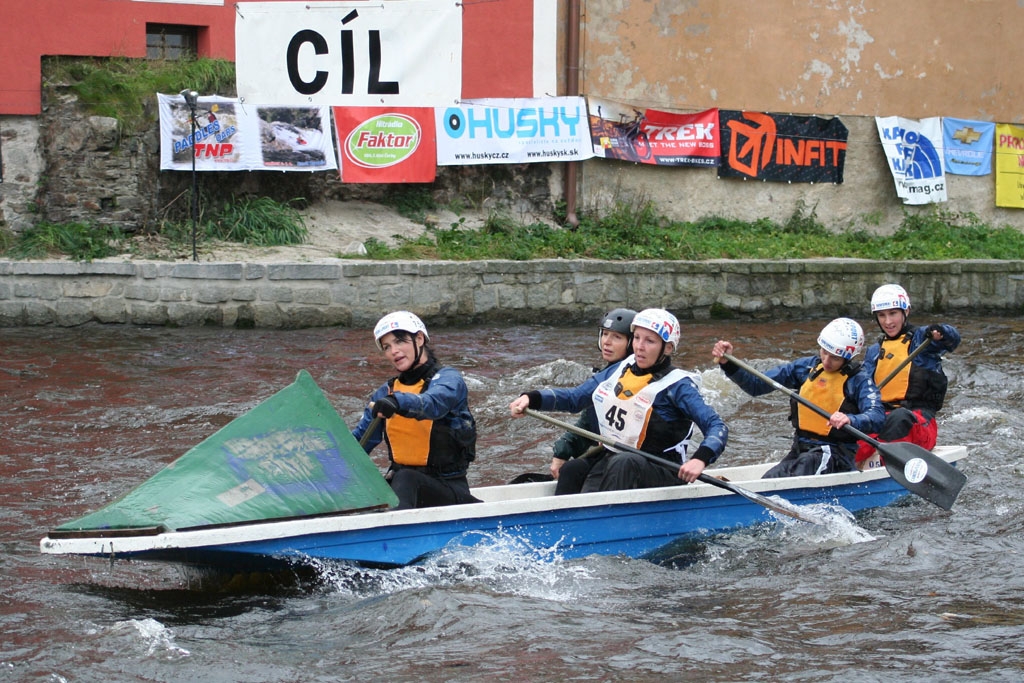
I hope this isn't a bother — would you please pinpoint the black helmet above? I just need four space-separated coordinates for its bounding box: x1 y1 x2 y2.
598 307 636 356
600 308 636 336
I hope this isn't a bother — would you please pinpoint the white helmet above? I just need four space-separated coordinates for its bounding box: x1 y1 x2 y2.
631 308 680 347
870 284 911 313
373 311 428 350
817 317 865 360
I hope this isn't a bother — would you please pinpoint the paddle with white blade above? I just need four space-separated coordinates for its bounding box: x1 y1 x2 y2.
722 353 966 510
523 408 824 525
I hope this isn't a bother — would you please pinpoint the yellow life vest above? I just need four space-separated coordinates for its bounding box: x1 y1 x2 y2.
874 335 912 405
796 364 849 437
384 378 433 467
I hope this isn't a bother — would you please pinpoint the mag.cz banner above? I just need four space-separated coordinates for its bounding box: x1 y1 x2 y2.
588 98 720 166
236 0 461 108
435 97 593 165
333 108 436 183
876 116 947 205
718 111 848 182
158 94 336 171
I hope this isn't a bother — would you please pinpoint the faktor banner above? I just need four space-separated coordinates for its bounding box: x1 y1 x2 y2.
718 111 848 183
435 97 593 166
876 116 947 205
158 94 336 172
333 108 436 183
235 0 461 108
588 98 720 167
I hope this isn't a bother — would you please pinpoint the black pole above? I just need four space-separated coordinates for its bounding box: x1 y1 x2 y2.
181 90 198 262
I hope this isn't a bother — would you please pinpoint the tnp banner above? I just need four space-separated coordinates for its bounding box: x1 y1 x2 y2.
158 93 336 172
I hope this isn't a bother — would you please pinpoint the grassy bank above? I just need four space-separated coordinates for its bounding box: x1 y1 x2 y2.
357 196 1024 261
4 196 1024 262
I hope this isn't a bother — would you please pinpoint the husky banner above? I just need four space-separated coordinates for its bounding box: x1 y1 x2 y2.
588 98 719 167
158 94 336 172
236 0 461 107
718 111 847 182
876 116 947 205
942 118 994 176
995 123 1024 209
436 97 592 165
334 108 436 183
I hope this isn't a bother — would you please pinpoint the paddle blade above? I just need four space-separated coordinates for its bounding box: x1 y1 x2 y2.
877 442 967 510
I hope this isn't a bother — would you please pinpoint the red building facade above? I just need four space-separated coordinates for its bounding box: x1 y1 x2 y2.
0 0 546 116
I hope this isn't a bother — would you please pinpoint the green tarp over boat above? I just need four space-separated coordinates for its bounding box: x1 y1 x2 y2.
52 370 397 535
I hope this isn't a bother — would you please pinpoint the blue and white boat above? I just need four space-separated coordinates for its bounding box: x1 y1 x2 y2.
39 371 968 569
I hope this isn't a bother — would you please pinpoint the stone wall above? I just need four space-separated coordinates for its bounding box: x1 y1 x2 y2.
2 258 1021 329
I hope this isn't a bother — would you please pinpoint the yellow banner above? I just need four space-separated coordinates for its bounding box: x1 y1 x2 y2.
995 123 1024 208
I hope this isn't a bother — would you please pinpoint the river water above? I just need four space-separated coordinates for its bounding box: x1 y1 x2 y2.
2 316 1022 681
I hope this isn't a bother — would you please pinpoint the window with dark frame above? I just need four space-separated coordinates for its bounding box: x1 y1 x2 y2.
146 24 198 60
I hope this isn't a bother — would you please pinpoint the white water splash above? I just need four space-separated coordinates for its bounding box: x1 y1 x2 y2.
303 527 596 602
111 618 190 659
772 499 876 546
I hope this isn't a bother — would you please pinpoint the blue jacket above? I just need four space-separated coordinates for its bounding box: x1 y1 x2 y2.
352 364 476 474
721 355 884 448
533 359 728 465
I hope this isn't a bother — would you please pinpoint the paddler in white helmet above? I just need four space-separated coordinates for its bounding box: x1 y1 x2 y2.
353 311 478 509
712 317 884 478
856 284 961 468
511 308 729 491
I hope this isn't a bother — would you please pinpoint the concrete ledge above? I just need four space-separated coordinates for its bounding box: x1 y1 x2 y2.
1 257 1021 328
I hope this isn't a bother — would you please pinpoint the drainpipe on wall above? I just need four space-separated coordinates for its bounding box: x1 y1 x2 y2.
563 0 581 229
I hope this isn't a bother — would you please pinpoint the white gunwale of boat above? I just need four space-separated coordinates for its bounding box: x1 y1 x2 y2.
39 446 967 557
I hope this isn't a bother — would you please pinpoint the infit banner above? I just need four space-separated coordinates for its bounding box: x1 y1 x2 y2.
236 0 461 107
158 94 336 172
942 118 994 176
436 97 592 166
588 99 720 167
876 116 947 205
333 108 436 183
995 123 1024 209
718 111 848 182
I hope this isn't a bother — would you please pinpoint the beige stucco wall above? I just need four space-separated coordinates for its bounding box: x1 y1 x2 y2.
565 1 1024 233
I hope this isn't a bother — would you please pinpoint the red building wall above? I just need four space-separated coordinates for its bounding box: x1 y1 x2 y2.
0 0 538 115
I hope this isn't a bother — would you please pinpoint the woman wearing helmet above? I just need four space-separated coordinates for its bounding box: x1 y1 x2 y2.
711 318 884 478
548 308 637 494
511 308 729 492
352 311 478 510
857 284 961 468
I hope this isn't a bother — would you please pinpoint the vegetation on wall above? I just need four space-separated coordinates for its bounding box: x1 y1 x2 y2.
43 56 235 134
0 196 306 261
355 199 1024 262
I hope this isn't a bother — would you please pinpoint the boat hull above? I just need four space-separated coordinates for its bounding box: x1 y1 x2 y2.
40 447 967 569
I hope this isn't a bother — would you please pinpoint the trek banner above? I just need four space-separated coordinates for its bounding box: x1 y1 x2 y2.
717 111 847 182
333 108 436 183
875 116 947 205
235 0 461 107
995 123 1024 209
435 97 592 166
588 98 720 167
942 118 994 176
158 94 336 172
